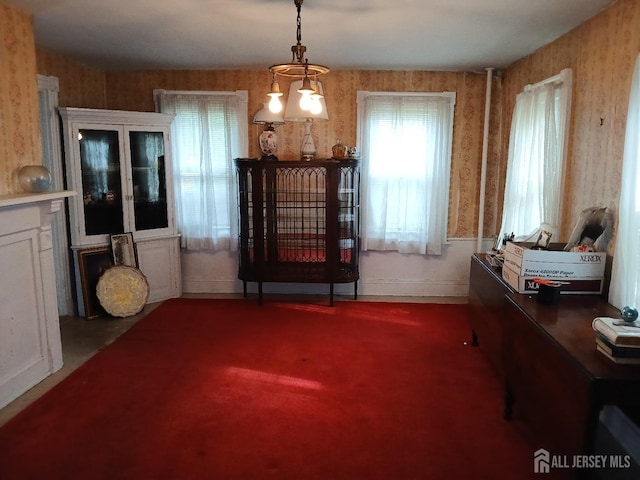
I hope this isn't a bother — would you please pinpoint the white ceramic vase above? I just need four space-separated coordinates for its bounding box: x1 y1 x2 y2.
259 128 279 160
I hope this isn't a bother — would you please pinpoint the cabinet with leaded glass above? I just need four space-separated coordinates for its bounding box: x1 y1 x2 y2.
235 158 360 305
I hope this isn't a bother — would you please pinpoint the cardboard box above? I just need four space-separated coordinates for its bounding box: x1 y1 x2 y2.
502 264 604 295
504 241 606 279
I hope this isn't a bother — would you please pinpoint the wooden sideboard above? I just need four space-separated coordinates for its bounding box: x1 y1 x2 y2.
469 253 640 458
468 253 513 377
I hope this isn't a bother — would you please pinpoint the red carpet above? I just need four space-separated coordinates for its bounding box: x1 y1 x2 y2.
0 298 542 479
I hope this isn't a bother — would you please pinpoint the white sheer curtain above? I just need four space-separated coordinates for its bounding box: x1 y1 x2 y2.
156 90 248 251
609 54 640 310
79 136 111 197
356 92 455 255
499 69 572 243
142 133 163 202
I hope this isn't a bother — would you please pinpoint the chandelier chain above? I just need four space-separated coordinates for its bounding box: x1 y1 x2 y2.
268 0 328 78
296 1 302 46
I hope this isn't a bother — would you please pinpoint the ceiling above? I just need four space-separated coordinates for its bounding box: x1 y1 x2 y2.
8 0 615 72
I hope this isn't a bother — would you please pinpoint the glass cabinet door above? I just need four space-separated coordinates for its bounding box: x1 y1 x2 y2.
60 108 176 247
129 131 169 231
79 129 125 235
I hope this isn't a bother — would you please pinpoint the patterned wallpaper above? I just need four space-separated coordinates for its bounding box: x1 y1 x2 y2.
501 0 640 244
2 0 639 242
103 69 495 238
0 3 42 196
36 48 107 109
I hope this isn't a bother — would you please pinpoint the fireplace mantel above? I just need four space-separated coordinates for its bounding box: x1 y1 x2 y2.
0 190 75 409
0 190 74 209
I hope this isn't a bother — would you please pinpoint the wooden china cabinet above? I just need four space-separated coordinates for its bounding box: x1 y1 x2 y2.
234 158 360 305
59 108 182 316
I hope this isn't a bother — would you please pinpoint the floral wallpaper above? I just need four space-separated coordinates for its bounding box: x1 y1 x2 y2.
3 0 640 243
36 48 107 109
0 3 42 196
500 0 640 244
102 69 495 239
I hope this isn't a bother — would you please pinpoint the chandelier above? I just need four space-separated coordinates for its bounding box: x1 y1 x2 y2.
266 0 329 115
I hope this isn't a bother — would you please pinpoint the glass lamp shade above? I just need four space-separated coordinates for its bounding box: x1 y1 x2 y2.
284 81 328 160
254 104 285 160
253 104 285 125
284 80 329 122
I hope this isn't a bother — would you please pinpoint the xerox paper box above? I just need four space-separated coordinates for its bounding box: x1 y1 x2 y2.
504 241 606 279
501 264 604 294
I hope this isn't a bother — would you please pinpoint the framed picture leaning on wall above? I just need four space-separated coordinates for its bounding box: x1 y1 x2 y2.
110 232 137 267
77 246 113 319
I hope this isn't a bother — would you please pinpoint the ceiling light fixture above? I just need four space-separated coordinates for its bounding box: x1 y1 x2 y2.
268 0 329 115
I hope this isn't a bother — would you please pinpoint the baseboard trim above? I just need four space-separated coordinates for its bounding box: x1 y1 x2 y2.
183 278 469 298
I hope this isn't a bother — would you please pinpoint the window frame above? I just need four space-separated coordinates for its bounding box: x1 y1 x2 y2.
498 69 573 245
356 90 456 255
154 89 248 251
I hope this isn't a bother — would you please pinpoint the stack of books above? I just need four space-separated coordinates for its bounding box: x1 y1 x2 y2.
592 316 640 364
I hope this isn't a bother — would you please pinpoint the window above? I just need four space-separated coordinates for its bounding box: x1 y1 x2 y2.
356 91 455 255
609 54 640 309
155 90 248 251
498 69 572 244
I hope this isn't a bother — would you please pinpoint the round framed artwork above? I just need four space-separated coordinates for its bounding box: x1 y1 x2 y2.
96 265 149 317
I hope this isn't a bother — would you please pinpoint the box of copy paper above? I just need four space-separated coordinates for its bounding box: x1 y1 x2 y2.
501 263 604 294
504 241 606 279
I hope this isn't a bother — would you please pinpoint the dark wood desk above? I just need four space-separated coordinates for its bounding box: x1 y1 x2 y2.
504 293 640 456
468 253 514 377
469 253 640 458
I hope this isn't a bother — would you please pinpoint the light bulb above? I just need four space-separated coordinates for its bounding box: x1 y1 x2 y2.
268 95 283 113
299 92 312 111
267 77 283 113
309 96 322 115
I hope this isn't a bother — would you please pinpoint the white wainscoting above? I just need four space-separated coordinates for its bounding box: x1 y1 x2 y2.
181 238 495 299
136 235 182 303
0 191 74 409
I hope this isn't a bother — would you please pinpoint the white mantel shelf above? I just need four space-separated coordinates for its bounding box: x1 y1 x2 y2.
0 190 76 208
0 189 75 409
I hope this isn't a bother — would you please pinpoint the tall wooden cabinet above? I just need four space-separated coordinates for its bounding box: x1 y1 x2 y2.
59 108 181 315
235 158 360 305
